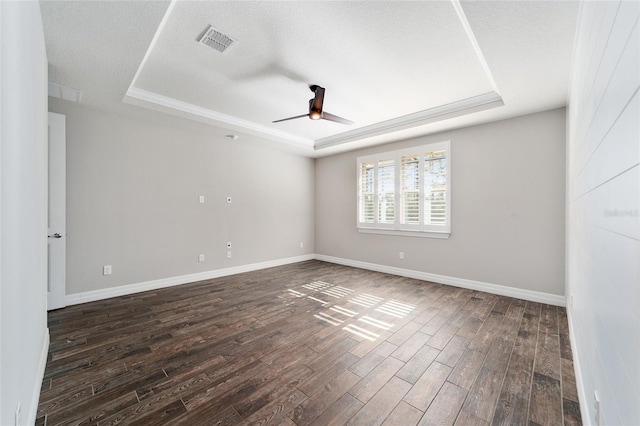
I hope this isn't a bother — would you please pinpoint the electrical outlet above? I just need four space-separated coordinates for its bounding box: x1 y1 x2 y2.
300 242 304 248
227 251 232 259
594 390 601 426
198 254 205 262
103 265 112 275
226 242 232 249
198 195 205 204
399 252 404 260
15 402 21 426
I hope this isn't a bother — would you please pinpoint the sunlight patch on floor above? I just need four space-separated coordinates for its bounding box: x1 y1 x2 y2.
349 293 383 308
288 281 418 342
343 323 379 341
314 312 343 326
322 285 354 298
358 316 393 330
375 300 415 318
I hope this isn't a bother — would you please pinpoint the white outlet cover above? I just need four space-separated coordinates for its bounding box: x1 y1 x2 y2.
198 254 205 262
103 265 112 275
227 251 232 258
199 195 205 204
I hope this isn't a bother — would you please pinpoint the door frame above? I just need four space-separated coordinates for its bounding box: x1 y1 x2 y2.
48 111 66 310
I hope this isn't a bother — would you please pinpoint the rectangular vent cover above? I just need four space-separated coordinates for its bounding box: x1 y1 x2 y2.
197 25 236 53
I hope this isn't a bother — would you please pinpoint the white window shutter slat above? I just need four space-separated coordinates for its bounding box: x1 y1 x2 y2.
377 159 395 224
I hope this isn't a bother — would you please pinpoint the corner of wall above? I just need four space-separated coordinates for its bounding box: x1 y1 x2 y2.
27 329 50 426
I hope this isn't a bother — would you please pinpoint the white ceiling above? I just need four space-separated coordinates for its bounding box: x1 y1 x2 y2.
41 1 579 157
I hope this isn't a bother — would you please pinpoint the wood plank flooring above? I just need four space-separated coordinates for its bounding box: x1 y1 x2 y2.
38 260 581 425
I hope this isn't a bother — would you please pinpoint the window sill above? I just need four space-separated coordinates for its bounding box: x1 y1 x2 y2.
357 228 450 239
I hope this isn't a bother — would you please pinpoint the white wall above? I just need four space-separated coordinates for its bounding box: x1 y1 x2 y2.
566 1 639 425
315 109 566 301
0 1 50 425
48 99 315 298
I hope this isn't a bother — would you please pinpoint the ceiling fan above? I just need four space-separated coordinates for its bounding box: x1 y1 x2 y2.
273 85 354 125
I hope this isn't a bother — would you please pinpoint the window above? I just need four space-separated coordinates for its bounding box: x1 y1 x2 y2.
357 141 450 238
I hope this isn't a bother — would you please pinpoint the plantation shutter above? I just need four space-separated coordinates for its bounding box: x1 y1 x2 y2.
424 150 447 225
400 154 420 225
358 161 375 223
377 159 395 224
357 141 450 237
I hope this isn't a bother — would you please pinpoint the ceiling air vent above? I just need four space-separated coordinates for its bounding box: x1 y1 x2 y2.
197 25 236 54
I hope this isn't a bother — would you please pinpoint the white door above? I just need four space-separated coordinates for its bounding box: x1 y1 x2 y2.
48 112 66 310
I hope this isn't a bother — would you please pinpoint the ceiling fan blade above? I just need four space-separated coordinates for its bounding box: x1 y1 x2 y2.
310 85 325 115
322 111 354 125
272 114 309 123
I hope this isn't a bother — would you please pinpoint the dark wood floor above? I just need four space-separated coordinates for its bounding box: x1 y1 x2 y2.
38 260 581 425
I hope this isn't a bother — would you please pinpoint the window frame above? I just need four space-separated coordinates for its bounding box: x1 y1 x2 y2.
356 141 451 239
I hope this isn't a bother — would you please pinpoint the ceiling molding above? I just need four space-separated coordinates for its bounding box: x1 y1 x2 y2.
123 86 503 151
128 0 177 89
123 87 315 148
314 92 504 150
451 0 501 95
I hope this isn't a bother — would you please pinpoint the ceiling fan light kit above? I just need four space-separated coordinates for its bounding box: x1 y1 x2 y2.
273 85 354 126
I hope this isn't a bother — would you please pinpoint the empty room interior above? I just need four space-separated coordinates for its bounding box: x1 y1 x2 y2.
1 1 638 425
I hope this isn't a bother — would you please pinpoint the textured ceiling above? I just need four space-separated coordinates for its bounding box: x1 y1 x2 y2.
41 1 579 157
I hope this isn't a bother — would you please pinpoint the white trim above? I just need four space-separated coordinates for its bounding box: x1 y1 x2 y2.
451 0 500 95
123 87 314 149
27 329 50 426
64 252 565 309
314 254 566 307
315 92 504 149
123 85 501 153
128 0 177 89
566 308 590 425
357 228 450 239
65 255 314 306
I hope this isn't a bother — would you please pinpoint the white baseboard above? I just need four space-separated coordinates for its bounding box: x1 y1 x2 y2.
27 328 50 426
65 252 565 308
566 308 590 425
66 254 315 306
314 254 566 307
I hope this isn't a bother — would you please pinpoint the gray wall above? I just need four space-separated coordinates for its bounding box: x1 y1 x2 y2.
315 108 566 296
0 2 49 424
49 100 315 296
566 1 639 424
